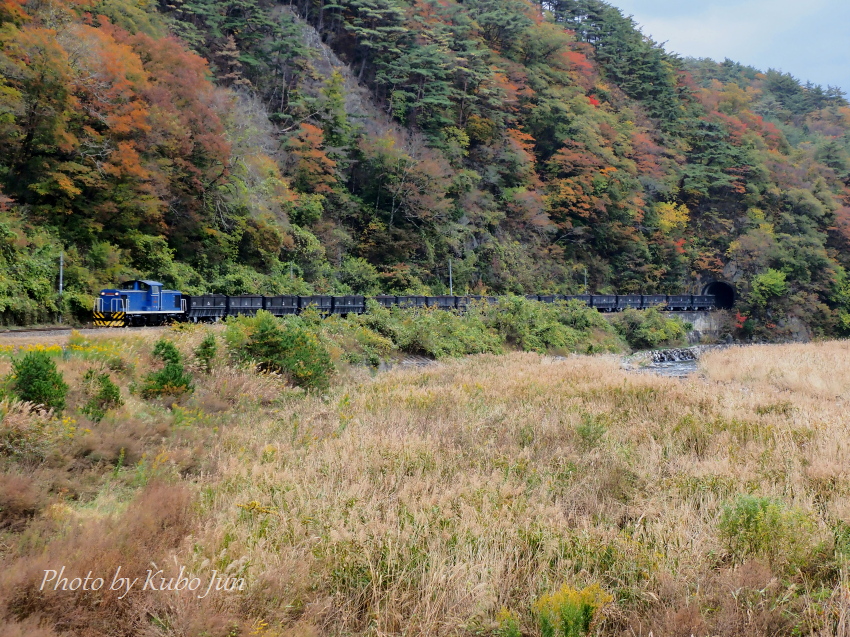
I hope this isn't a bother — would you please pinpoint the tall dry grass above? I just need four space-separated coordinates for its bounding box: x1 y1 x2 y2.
1 334 849 636
701 340 850 400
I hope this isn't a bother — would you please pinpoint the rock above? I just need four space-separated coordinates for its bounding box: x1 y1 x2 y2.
651 348 697 363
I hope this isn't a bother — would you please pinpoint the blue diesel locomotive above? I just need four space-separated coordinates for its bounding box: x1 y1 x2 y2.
94 281 719 327
94 280 184 327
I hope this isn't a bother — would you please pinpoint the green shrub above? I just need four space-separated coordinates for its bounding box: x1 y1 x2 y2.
479 296 578 352
610 307 687 350
225 311 333 391
406 308 502 358
357 303 503 358
140 339 194 398
533 584 612 637
80 369 123 422
719 494 815 569
152 340 182 365
479 297 624 354
194 332 217 374
353 302 412 348
9 351 68 412
353 298 624 358
319 315 396 366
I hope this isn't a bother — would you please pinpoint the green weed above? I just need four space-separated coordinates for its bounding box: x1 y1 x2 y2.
719 494 815 570
533 583 613 637
495 608 522 637
576 412 607 449
80 369 123 422
194 332 217 374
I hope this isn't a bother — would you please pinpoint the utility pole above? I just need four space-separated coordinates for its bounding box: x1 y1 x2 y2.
449 259 453 296
584 267 588 295
290 262 294 281
58 251 64 324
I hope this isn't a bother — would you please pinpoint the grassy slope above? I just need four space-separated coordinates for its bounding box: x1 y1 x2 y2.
1 331 849 636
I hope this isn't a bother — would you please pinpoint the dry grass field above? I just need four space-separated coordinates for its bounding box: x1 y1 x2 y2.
1 330 849 636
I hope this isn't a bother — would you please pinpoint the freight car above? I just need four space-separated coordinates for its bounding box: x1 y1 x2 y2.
94 281 717 326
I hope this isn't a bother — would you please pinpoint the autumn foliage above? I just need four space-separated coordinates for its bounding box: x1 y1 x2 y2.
0 0 848 335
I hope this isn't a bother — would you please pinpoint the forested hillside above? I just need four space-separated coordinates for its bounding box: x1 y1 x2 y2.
1 0 849 337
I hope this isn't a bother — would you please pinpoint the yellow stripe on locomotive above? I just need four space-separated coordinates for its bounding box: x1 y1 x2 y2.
94 311 126 327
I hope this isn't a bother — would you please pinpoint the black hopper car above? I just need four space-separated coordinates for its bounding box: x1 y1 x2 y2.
95 282 717 326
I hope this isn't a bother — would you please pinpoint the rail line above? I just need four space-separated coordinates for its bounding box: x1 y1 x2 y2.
0 326 75 337
0 325 169 338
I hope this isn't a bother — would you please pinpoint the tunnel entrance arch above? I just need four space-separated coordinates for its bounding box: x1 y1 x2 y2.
702 281 735 309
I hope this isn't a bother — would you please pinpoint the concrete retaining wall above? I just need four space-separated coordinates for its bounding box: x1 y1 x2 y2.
603 310 729 344
670 311 728 343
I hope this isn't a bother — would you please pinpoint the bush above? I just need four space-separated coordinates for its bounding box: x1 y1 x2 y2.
479 297 579 353
152 340 181 365
318 315 396 367
225 311 333 391
610 307 687 350
357 303 503 358
719 494 815 570
533 584 613 637
194 332 217 374
353 298 624 358
479 297 624 354
9 351 68 412
80 370 123 422
140 340 194 398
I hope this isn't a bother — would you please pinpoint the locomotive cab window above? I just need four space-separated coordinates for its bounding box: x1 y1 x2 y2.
121 281 151 291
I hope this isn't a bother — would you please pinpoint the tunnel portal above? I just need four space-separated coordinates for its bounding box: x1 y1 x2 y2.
702 281 736 309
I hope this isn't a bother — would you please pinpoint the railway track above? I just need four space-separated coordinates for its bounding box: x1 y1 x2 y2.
0 326 75 335
0 325 168 339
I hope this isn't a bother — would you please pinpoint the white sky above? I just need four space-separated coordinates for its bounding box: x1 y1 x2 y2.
608 0 850 96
